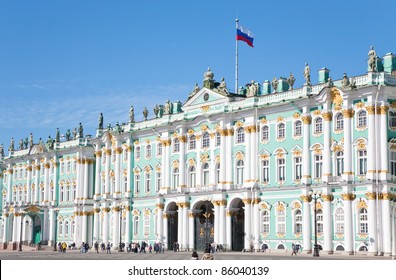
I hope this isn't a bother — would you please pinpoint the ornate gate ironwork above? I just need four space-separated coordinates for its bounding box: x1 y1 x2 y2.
194 201 214 251
231 203 245 251
167 213 178 250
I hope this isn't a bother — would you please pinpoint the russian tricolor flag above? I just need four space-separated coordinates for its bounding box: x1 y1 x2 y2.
236 25 254 47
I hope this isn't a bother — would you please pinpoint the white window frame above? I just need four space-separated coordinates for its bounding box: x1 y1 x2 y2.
135 174 140 193
189 136 196 150
335 207 344 234
261 125 269 141
261 159 269 183
173 138 180 153
277 158 285 182
294 209 303 234
277 123 286 139
294 156 302 180
188 166 196 188
202 132 210 148
358 208 368 234
236 160 244 185
357 150 367 175
314 154 323 179
335 113 344 131
314 117 323 133
276 209 286 234
236 127 245 144
294 120 302 137
202 163 209 187
262 210 270 234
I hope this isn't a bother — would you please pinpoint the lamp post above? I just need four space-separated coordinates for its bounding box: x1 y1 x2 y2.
203 202 211 252
53 208 59 251
118 204 125 252
309 190 321 257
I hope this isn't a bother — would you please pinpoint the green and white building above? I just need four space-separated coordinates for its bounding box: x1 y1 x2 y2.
1 49 396 256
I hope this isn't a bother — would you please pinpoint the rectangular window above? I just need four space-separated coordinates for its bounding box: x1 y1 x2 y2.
358 150 367 175
390 151 396 177
262 160 269 183
156 172 161 192
144 216 150 235
314 155 323 179
145 173 151 193
135 174 140 193
294 157 302 180
277 158 285 181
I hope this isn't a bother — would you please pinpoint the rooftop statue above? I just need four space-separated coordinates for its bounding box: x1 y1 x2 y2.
29 133 33 148
188 83 200 99
246 80 259 97
287 73 296 90
164 100 173 115
368 46 377 72
350 77 357 89
65 129 71 141
271 76 278 93
0 144 4 157
72 127 78 140
56 128 60 143
153 104 160 118
24 138 28 149
342 73 350 88
303 63 311 86
9 137 14 152
217 77 229 94
327 77 334 87
38 138 43 144
78 123 83 138
107 123 112 130
130 106 135 123
114 122 123 134
143 107 149 120
47 135 54 150
19 138 24 150
98 113 104 129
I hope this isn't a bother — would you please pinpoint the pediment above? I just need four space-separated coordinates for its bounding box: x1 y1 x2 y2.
29 144 47 155
182 88 231 110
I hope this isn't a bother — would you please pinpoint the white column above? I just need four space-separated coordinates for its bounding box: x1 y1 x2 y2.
214 202 220 244
53 159 59 203
379 105 389 180
160 141 167 192
112 208 120 249
367 192 378 254
6 165 12 203
93 208 99 242
165 140 171 189
382 194 392 255
188 211 195 250
3 215 10 242
126 146 132 197
125 207 131 244
253 198 260 251
94 150 102 197
302 114 311 185
322 193 333 253
12 214 18 242
342 193 354 254
182 204 189 249
392 202 396 259
157 203 164 243
177 203 183 245
225 129 233 188
49 209 55 245
245 128 251 183
244 198 252 250
114 146 122 197
226 210 232 250
209 134 216 187
26 164 32 203
163 214 168 249
250 125 258 183
302 195 312 253
105 148 111 196
366 105 376 180
83 160 89 199
102 208 110 244
43 160 50 203
34 163 40 203
322 111 332 182
179 133 186 190
82 212 88 243
219 128 226 189
219 200 226 246
342 109 353 182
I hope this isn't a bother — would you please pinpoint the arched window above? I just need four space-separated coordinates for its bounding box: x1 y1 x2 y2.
389 111 396 128
215 132 221 146
358 150 367 175
261 125 269 141
133 216 139 235
144 215 150 235
173 168 179 189
277 209 286 234
277 123 285 138
316 209 323 234
314 117 323 133
215 163 220 184
336 151 344 176
173 138 180 152
236 127 245 143
66 161 71 173
123 149 128 161
262 210 270 234
202 132 210 148
135 174 140 193
359 208 368 234
294 209 302 234
189 135 196 150
157 143 162 156
202 163 209 186
156 171 161 192
294 156 302 180
60 186 64 202
335 208 344 234
73 186 76 201
294 120 302 137
64 221 69 237
188 166 196 188
146 145 152 158
145 173 151 193
357 111 367 127
71 221 75 237
236 160 244 185
335 113 344 130
135 146 141 159
123 176 128 193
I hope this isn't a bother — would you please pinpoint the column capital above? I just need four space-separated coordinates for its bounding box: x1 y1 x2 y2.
365 105 375 115
156 203 165 210
242 198 252 204
365 192 377 200
300 195 312 202
342 108 355 118
341 193 356 201
321 194 334 202
322 111 333 121
95 151 102 157
301 115 312 124
379 105 389 115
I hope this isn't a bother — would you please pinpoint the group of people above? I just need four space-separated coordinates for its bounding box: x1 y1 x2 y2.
191 249 214 260
57 242 68 253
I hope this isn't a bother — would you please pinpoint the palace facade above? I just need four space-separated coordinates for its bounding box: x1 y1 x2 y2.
1 49 396 256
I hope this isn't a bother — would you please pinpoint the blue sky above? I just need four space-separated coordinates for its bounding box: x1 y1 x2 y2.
0 0 395 152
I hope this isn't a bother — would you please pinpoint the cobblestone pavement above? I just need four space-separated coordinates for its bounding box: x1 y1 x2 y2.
0 249 389 260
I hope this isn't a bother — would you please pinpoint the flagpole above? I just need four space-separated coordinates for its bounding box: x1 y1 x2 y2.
235 18 239 94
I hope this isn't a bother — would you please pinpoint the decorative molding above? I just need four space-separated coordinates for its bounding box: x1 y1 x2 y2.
341 193 356 201
321 194 334 202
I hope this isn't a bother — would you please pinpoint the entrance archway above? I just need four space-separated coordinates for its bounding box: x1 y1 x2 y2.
166 202 178 250
194 200 214 251
31 214 42 244
230 198 245 251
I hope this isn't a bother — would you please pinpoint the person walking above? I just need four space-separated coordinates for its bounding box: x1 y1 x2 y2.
291 243 298 256
106 242 111 254
94 241 99 253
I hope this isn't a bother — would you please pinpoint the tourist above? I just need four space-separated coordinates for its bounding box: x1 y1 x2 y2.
191 251 199 260
202 249 214 260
